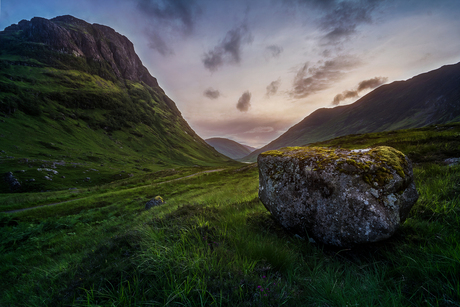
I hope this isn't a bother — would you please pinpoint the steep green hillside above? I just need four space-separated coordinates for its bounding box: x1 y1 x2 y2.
244 62 460 161
0 16 234 192
205 137 252 160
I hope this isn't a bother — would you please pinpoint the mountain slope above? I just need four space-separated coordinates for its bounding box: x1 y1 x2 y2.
243 62 460 161
205 138 252 160
0 15 234 192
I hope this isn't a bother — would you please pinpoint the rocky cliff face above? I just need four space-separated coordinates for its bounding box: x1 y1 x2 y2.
3 15 158 89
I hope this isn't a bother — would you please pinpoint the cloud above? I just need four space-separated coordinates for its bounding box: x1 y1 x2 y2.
137 0 201 55
244 126 275 134
357 76 388 91
137 0 199 35
332 90 358 105
265 45 283 59
266 79 281 97
318 0 383 45
236 91 252 112
191 116 294 147
144 29 174 56
291 55 361 99
332 76 388 105
203 88 221 99
202 24 253 72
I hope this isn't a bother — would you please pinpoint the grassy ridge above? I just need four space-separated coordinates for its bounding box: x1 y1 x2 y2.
1 124 459 306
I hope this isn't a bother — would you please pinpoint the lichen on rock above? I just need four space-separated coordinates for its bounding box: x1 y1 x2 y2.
258 146 419 247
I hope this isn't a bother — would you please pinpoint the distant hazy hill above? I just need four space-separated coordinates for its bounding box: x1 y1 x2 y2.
205 138 253 160
243 62 460 162
0 15 232 191
242 144 257 153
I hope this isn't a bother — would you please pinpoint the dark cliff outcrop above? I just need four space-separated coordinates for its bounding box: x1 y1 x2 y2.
3 15 159 89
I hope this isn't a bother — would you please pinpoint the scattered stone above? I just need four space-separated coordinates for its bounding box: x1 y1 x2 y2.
44 176 52 181
4 172 21 191
84 177 91 181
258 146 419 247
145 196 164 210
29 178 35 182
37 168 58 175
128 174 134 177
444 157 460 166
62 176 66 178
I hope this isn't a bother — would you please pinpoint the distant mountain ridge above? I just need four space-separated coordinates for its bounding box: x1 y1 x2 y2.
243 62 460 161
0 15 232 191
205 138 253 160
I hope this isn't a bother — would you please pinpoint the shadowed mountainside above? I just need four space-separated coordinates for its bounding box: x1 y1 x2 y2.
243 62 460 161
205 137 253 160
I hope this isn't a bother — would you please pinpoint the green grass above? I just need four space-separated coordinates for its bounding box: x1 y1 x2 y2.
1 124 460 306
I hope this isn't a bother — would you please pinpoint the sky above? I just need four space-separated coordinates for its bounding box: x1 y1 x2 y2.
1 0 460 148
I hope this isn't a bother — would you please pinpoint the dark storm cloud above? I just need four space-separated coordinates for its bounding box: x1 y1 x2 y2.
332 76 388 105
202 24 253 72
357 76 388 91
290 55 361 99
203 88 221 99
266 79 281 97
137 0 201 55
236 91 252 112
318 0 383 45
265 45 283 59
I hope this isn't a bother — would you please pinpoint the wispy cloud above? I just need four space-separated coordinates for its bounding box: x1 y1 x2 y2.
244 126 275 134
137 0 201 55
266 79 281 97
144 29 174 56
265 45 283 59
202 24 253 72
332 76 387 105
236 91 252 112
318 0 383 45
357 76 388 91
203 87 221 99
290 55 361 99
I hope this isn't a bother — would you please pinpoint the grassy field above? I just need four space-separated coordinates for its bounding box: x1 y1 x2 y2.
1 123 459 306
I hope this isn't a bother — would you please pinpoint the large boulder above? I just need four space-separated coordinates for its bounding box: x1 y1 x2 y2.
258 146 419 247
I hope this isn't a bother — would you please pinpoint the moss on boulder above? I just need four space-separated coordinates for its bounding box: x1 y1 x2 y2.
258 146 419 247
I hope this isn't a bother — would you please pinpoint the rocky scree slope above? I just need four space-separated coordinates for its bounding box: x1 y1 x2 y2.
0 15 231 192
244 62 460 162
